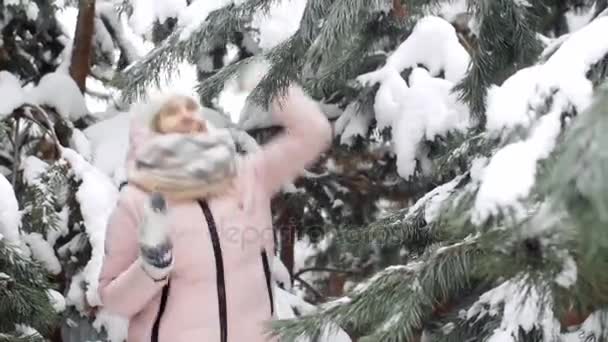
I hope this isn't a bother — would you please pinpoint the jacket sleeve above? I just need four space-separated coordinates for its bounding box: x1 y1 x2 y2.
98 190 168 318
248 85 332 197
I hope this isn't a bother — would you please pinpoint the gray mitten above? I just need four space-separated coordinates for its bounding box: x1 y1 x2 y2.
139 193 173 282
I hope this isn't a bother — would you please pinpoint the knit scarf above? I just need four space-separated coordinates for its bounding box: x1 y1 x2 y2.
128 129 237 200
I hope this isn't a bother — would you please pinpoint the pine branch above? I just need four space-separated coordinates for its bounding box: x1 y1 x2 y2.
304 0 380 73
269 236 488 341
299 0 337 43
424 288 501 342
293 275 326 302
118 0 279 103
307 11 411 98
293 267 359 280
198 0 408 106
0 241 57 338
20 161 68 236
543 87 608 306
249 35 308 105
430 131 498 183
0 333 45 342
360 238 484 341
454 0 544 127
269 265 417 340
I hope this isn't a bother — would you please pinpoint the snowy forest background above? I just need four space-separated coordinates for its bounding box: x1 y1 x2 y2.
2 0 608 341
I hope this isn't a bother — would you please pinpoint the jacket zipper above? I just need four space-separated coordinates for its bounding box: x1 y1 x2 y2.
151 283 170 342
261 249 274 315
198 200 228 342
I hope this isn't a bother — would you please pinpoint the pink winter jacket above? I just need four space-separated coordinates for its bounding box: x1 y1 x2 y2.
98 87 332 342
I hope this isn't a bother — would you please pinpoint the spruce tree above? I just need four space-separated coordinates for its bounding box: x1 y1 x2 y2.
1 1 130 341
3 0 608 341
116 0 608 341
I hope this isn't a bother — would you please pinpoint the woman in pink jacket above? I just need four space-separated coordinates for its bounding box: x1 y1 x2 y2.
98 85 332 342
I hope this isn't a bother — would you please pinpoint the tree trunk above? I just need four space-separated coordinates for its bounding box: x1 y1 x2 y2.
392 0 407 18
280 208 297 279
69 0 96 93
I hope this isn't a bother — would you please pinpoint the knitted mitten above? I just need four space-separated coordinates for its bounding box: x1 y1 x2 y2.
139 193 173 282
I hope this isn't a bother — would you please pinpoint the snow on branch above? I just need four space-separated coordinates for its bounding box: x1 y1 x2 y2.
119 0 277 103
357 15 470 85
61 147 118 307
0 71 88 121
466 276 559 341
473 16 608 224
0 174 22 245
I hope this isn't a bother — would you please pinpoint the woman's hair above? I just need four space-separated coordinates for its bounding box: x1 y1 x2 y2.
151 94 200 132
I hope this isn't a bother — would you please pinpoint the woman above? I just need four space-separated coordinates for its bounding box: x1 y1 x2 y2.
98 84 332 342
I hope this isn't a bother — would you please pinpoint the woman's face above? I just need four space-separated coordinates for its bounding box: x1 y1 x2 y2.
156 97 207 134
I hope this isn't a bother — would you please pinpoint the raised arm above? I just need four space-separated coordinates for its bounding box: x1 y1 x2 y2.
97 190 168 318
248 85 332 197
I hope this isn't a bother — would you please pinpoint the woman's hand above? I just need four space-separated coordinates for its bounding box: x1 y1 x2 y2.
139 193 174 282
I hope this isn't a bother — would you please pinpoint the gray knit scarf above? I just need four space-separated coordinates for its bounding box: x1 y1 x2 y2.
128 129 237 200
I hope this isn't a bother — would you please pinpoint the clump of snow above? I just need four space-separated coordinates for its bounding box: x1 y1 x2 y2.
65 271 86 312
56 6 77 37
55 6 78 73
46 207 69 248
30 72 88 121
369 69 410 131
358 16 470 84
4 0 40 20
565 4 596 32
22 233 62 275
94 16 116 62
274 284 352 342
474 17 608 224
25 1 39 21
275 286 316 318
469 157 488 183
467 277 559 341
14 325 41 338
292 234 333 298
217 76 251 124
129 0 187 35
177 0 241 41
362 67 470 179
217 57 270 126
92 310 129 342
0 71 26 118
61 147 119 307
485 66 543 132
0 174 22 245
96 1 148 63
83 112 130 186
334 103 373 146
251 0 307 49
555 252 577 288
70 128 92 162
272 256 292 291
84 76 116 115
423 176 463 222
21 156 48 186
436 0 468 22
47 289 66 313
